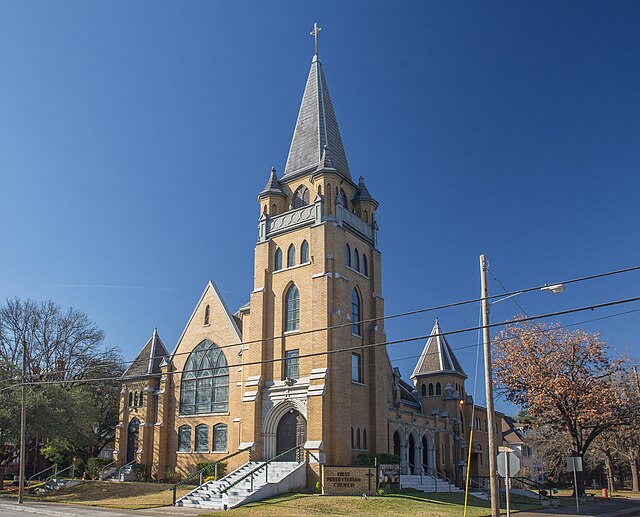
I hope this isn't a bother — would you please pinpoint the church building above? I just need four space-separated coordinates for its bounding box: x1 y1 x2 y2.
115 33 503 489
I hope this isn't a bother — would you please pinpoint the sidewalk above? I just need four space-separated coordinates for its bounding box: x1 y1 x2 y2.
515 497 640 517
0 500 210 517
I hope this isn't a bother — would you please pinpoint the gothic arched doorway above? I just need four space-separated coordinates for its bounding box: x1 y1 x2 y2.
393 431 401 457
126 417 140 463
276 410 306 461
408 434 416 474
422 436 429 472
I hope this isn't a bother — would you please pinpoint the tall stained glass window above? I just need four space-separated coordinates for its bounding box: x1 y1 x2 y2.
180 340 229 415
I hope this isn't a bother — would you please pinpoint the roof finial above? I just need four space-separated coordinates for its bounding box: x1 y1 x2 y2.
310 22 321 56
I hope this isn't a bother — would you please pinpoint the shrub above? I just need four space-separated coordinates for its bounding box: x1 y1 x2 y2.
357 453 400 466
195 461 226 480
131 463 149 481
315 481 321 494
86 458 111 480
164 468 181 483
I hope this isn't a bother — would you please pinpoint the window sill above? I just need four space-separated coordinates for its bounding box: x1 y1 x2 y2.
178 412 230 418
177 451 193 454
351 333 363 339
346 265 369 279
351 380 366 387
283 330 300 336
274 261 311 274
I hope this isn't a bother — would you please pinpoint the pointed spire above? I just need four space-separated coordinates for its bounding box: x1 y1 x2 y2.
258 167 286 198
283 41 351 181
411 319 467 379
351 176 378 207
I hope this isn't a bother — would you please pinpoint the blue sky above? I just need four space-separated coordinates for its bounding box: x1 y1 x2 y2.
1 1 639 413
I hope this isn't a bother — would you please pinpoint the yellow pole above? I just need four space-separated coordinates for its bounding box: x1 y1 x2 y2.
463 428 474 517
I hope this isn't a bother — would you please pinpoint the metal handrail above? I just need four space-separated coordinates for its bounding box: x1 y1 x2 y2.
219 443 304 495
117 459 136 478
45 462 77 482
423 464 453 492
27 464 58 490
170 443 257 505
98 458 120 480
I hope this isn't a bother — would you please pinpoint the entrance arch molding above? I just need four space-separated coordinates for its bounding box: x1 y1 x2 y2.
262 398 307 459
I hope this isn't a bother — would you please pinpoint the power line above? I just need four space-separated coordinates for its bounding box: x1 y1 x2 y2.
10 294 638 387
2 263 639 384
2 300 638 393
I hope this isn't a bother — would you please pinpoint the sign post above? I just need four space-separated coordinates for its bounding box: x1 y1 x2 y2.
498 447 518 517
567 456 583 514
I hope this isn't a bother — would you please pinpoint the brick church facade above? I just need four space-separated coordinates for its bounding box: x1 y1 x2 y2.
115 42 503 487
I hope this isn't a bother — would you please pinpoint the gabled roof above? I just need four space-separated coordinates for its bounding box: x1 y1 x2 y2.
283 54 351 181
122 328 168 378
258 167 286 198
411 319 467 379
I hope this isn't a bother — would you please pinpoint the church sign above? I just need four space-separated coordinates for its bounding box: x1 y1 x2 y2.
321 466 377 496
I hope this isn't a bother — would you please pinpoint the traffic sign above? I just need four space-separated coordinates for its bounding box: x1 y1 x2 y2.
497 451 521 478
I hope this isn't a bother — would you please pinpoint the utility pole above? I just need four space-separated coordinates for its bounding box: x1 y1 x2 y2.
480 254 500 517
18 337 27 504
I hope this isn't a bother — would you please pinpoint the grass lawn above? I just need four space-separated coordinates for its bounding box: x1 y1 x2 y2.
1 480 194 510
218 491 541 517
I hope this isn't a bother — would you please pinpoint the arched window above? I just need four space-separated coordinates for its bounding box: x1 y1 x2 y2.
213 424 227 452
195 424 209 452
139 391 144 405
293 186 310 208
364 210 368 223
351 427 354 449
326 183 332 215
287 244 296 267
362 254 368 277
204 304 210 325
354 249 360 272
351 288 362 336
271 203 277 215
178 425 191 452
428 383 434 396
340 188 348 210
274 248 282 271
300 240 309 264
285 284 300 332
421 384 426 397
128 392 133 407
363 429 367 449
357 428 361 449
436 382 442 396
180 340 229 415
134 392 138 407
346 243 351 267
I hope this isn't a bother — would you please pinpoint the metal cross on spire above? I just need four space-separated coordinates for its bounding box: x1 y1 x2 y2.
310 22 321 56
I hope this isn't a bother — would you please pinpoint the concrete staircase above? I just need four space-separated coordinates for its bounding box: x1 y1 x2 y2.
401 473 463 493
176 460 306 510
36 478 80 494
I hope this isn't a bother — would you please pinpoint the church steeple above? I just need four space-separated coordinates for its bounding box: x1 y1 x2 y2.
283 25 351 181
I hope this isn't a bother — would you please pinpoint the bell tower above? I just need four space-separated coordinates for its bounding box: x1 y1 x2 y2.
238 26 394 469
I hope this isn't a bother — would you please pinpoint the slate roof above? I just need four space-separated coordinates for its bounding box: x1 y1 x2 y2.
399 379 420 406
411 319 467 379
122 328 168 378
283 55 351 181
258 167 286 198
351 176 378 207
